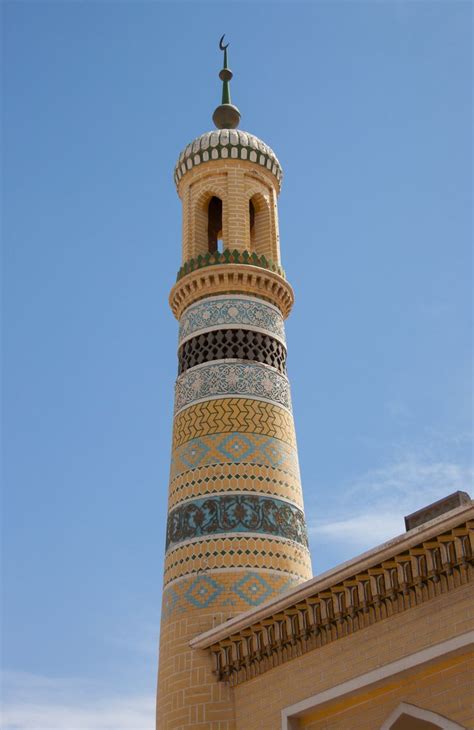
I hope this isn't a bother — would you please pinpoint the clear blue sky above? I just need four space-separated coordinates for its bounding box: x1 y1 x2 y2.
2 2 472 727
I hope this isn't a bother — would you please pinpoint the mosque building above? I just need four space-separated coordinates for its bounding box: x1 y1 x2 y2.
156 39 473 730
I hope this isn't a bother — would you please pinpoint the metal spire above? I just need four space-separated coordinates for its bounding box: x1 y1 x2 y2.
212 35 241 130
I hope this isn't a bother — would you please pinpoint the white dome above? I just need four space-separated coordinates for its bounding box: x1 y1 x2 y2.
174 129 283 188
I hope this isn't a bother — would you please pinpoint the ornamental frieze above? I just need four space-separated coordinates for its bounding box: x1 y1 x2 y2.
166 494 308 551
178 295 286 346
174 361 292 414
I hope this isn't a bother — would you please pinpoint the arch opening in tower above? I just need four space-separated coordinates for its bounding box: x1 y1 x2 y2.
208 195 223 253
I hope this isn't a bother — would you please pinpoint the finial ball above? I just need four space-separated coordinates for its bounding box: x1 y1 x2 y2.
212 104 241 130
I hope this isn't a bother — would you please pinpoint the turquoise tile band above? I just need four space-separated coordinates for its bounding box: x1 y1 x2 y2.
178 295 286 346
166 493 308 550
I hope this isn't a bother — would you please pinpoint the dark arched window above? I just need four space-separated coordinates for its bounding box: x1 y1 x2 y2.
249 199 255 235
208 196 223 253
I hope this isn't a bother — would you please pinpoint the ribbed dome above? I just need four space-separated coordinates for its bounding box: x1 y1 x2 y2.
174 129 283 189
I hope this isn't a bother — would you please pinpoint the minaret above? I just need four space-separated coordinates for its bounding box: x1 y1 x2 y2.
156 38 312 729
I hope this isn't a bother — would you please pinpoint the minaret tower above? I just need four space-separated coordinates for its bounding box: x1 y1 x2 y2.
157 38 312 729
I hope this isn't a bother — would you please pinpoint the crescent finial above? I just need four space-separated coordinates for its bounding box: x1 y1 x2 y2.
213 34 240 129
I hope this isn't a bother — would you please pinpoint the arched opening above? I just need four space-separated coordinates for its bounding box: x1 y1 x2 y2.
381 703 466 730
249 193 271 258
208 196 223 253
249 199 255 236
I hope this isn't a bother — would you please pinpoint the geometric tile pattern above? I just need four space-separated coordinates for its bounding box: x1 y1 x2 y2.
161 569 300 622
170 433 300 481
172 398 296 449
166 494 308 550
232 572 273 606
184 574 223 608
174 361 291 414
163 534 312 585
178 328 287 375
178 295 286 347
167 464 303 509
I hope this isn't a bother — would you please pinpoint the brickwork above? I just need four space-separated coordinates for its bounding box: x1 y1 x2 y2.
172 398 296 449
192 179 227 257
157 603 237 730
157 133 312 729
176 152 281 265
163 535 311 585
162 570 301 621
231 582 474 730
169 262 294 320
167 463 304 511
170 433 300 482
301 652 473 729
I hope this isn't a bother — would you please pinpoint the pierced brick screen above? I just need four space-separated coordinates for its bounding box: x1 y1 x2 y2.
178 329 287 375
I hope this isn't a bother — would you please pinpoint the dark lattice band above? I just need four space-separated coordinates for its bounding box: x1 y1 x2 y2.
178 329 287 375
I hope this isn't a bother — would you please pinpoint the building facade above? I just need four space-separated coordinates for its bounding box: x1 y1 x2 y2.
192 496 473 729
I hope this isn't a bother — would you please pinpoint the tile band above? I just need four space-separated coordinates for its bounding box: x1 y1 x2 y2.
166 493 308 551
174 361 292 414
178 295 286 347
170 433 300 481
172 398 297 450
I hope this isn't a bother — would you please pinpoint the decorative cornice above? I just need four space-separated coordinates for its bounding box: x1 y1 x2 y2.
169 264 294 320
190 504 474 686
174 130 283 190
176 249 285 283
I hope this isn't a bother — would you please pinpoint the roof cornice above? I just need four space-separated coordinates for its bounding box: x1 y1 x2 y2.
191 502 473 651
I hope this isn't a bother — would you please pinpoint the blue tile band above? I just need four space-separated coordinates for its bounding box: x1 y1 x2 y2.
166 493 308 550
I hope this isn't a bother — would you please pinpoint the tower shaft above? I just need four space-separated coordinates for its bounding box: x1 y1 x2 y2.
157 132 312 729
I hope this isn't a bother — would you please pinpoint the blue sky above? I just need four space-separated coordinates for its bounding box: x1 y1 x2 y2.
2 2 472 728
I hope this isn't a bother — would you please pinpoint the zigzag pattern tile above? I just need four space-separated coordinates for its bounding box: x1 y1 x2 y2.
172 398 296 449
163 535 312 586
167 463 304 509
170 433 300 481
161 570 300 622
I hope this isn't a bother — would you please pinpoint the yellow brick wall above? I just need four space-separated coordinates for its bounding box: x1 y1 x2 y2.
158 379 312 726
232 582 474 730
301 651 473 729
178 160 281 264
157 570 302 730
157 599 236 730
